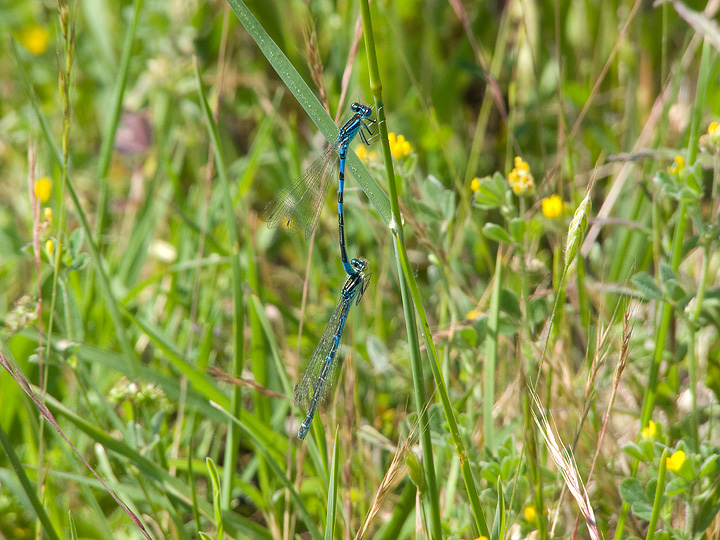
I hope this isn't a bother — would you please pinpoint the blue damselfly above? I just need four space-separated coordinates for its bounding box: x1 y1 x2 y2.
294 258 372 440
263 103 378 275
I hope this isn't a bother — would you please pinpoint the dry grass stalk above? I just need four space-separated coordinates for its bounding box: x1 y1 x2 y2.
302 21 328 113
530 389 602 540
587 306 632 487
353 403 432 540
353 435 412 540
207 366 288 400
567 305 633 539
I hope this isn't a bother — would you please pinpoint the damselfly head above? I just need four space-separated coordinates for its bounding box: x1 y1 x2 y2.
350 258 369 273
351 102 373 118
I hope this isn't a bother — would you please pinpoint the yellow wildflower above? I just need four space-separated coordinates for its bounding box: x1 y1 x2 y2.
33 177 52 203
470 177 481 192
18 25 50 55
475 537 489 540
388 132 412 160
466 308 483 320
524 505 537 523
44 207 53 222
708 122 720 145
355 145 377 164
641 420 657 440
666 450 685 472
667 155 685 176
541 194 565 219
45 240 54 254
508 156 534 196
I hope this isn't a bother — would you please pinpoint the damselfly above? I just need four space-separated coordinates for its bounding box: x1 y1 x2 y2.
294 258 372 440
263 103 378 275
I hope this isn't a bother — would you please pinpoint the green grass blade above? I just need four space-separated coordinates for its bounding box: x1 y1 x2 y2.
94 0 144 240
68 511 78 540
194 59 246 511
393 244 442 539
324 429 340 540
11 37 137 369
207 457 224 539
249 294 292 396
0 423 62 540
640 40 712 428
358 0 490 535
79 0 115 66
215 404 324 540
225 0 391 224
10 37 62 163
374 482 416 540
484 253 502 448
645 449 668 540
237 89 283 197
41 390 270 538
492 477 506 540
120 307 228 406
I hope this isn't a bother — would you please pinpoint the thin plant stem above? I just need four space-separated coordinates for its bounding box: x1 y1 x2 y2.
617 38 714 540
518 194 547 540
393 243 442 540
639 38 711 428
359 0 489 536
11 38 137 370
645 449 668 540
484 252 501 448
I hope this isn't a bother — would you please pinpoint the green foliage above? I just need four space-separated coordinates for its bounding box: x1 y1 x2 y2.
1 0 720 539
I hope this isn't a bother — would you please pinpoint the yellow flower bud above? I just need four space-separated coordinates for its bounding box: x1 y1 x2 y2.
667 155 685 175
666 450 685 472
708 122 720 146
641 420 657 440
541 195 565 219
466 308 483 320
388 132 412 160
34 177 52 203
19 25 50 55
524 505 537 523
508 157 534 196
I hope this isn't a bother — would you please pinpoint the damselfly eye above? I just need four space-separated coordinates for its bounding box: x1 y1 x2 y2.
350 258 368 272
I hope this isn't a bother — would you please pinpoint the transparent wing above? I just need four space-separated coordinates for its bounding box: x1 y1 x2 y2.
263 142 339 240
357 272 372 304
294 293 355 409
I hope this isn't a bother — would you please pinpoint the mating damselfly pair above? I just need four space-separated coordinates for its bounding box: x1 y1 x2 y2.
264 103 379 440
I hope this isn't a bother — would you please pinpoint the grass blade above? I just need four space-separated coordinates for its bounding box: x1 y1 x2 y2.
194 59 246 512
0 423 62 540
94 0 144 239
225 0 391 224
324 429 340 540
